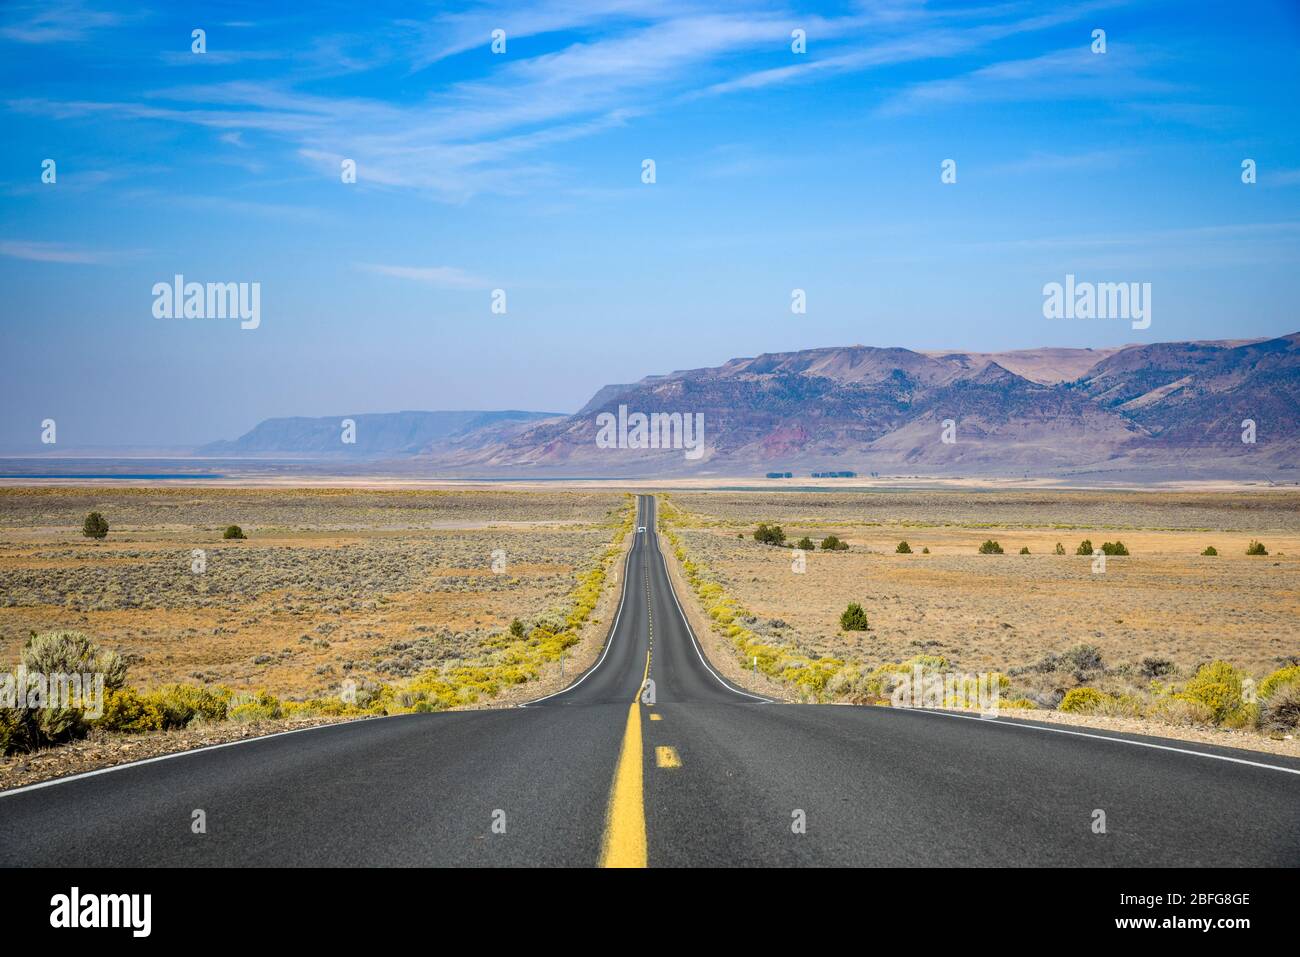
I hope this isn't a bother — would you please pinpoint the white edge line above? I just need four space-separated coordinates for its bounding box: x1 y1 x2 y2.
653 501 772 704
0 714 396 798
902 706 1300 776
518 497 640 707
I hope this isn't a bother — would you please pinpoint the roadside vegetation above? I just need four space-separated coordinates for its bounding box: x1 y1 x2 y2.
1 497 635 757
659 498 1300 739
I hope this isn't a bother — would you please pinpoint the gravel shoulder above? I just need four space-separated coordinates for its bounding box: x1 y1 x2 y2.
0 715 370 792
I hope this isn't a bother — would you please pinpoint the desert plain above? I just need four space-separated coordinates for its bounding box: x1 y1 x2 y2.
661 488 1300 683
1 482 1298 778
0 487 628 699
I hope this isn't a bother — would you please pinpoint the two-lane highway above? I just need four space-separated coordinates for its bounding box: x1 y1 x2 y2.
2 494 1298 867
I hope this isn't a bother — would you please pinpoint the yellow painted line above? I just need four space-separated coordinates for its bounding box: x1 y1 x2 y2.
649 713 662 721
597 649 652 869
655 746 681 768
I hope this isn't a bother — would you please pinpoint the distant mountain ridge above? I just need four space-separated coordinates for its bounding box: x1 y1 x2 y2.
197 335 1300 480
428 334 1299 479
199 410 563 457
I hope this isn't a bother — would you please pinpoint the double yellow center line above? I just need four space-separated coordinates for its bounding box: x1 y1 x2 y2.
598 552 657 868
597 649 651 868
597 501 684 868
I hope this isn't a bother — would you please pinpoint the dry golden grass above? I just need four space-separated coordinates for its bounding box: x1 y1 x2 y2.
0 488 627 699
666 490 1300 682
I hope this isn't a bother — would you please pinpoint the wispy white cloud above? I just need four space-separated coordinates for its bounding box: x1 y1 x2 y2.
3 164 149 197
397 0 691 73
0 240 111 263
166 194 329 223
699 0 1126 98
159 49 287 66
355 263 489 289
5 0 1156 203
1119 100 1236 130
0 0 120 44
988 148 1140 175
876 41 1173 115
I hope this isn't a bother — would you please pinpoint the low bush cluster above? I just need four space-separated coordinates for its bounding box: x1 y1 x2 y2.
1045 660 1300 734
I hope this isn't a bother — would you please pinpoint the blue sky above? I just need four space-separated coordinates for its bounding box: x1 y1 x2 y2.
1 0 1298 449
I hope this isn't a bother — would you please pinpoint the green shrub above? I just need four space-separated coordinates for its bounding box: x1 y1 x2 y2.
1100 541 1129 556
1054 542 1066 555
895 541 912 554
978 539 1003 554
1259 665 1300 701
1140 656 1175 679
9 631 130 750
81 511 109 539
921 547 930 554
1019 546 1030 555
508 619 525 639
1096 693 1145 718
839 603 869 631
1201 546 1217 556
1223 703 1259 730
146 684 230 729
22 630 128 690
1002 697 1037 710
1060 687 1109 713
820 535 848 551
796 537 814 550
228 691 283 723
96 688 164 734
1179 660 1244 723
754 523 786 545
1259 682 1300 732
1076 539 1093 556
0 707 31 755
1246 540 1268 556
1063 644 1104 673
1149 696 1215 726
223 525 246 540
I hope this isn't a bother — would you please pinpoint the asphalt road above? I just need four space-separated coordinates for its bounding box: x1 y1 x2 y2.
3 494 1298 867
